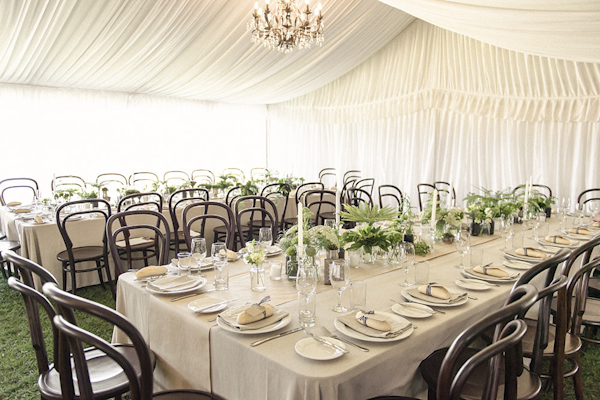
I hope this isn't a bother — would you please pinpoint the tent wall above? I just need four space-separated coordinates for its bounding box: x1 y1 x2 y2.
267 20 600 204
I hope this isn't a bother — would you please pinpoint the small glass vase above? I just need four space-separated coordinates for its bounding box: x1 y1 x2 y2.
250 264 266 292
286 255 298 280
362 248 377 264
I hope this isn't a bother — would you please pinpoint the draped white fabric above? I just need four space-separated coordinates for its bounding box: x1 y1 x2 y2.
0 0 413 104
380 0 600 63
0 83 267 192
268 20 600 204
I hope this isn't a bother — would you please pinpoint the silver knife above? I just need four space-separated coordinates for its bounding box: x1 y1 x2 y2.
306 331 349 353
169 289 216 302
250 327 304 347
192 298 238 312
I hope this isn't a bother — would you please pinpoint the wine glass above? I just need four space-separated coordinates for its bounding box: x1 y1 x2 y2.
561 197 572 216
329 260 350 312
500 217 514 251
296 262 317 296
259 227 273 251
211 242 227 264
324 219 336 229
190 237 207 273
399 242 415 287
455 231 471 269
588 200 600 218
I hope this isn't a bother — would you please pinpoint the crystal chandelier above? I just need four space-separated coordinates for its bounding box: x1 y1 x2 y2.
249 0 324 54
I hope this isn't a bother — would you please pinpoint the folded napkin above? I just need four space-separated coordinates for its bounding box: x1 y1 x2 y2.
515 247 547 259
544 235 571 245
135 265 168 279
34 215 44 224
6 201 21 207
237 304 274 325
219 306 289 331
13 208 30 214
338 311 411 338
407 287 466 304
568 227 594 236
147 275 198 292
355 310 391 331
473 265 509 278
220 249 238 261
417 283 450 300
115 237 154 247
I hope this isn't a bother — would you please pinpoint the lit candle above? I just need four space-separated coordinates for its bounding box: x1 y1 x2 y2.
298 202 303 248
431 189 438 229
335 190 341 225
524 180 529 206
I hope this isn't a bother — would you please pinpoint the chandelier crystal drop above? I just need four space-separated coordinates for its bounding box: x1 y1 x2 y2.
249 0 324 54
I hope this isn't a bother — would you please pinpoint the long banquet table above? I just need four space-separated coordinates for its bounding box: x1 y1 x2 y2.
112 222 562 400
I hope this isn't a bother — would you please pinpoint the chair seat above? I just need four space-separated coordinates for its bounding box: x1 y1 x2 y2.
587 278 600 298
57 246 105 262
551 296 600 325
39 344 149 400
0 240 20 252
420 347 541 400
153 389 219 399
521 318 582 358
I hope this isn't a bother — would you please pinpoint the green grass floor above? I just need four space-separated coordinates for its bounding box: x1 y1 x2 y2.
2 275 600 399
0 278 115 399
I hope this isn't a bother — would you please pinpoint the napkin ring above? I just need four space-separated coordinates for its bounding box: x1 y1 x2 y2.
425 283 437 296
358 310 375 327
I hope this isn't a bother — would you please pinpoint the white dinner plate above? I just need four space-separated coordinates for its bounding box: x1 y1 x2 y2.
295 336 346 360
455 279 492 291
536 237 579 249
145 276 206 295
334 312 413 343
565 233 596 241
400 288 468 307
391 302 433 318
133 273 167 282
188 297 228 313
504 250 548 263
461 269 519 283
216 313 291 335
502 260 534 270
266 246 283 257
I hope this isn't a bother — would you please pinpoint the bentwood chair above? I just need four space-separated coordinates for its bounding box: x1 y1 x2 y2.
318 168 337 188
0 239 21 279
303 189 337 225
250 168 269 181
55 199 114 298
168 188 210 253
3 250 140 400
355 178 375 197
417 183 437 212
52 175 87 193
182 201 235 250
512 184 553 199
378 184 404 211
343 170 361 185
45 283 219 400
106 210 171 276
222 168 245 183
346 187 373 207
418 284 540 400
434 181 456 207
96 173 127 202
261 183 291 233
234 195 279 249
281 182 324 229
129 172 159 192
191 169 215 187
0 177 39 206
163 170 190 187
117 192 163 212
577 188 600 208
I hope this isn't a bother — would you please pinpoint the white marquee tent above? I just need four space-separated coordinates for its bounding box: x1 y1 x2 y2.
1 0 599 203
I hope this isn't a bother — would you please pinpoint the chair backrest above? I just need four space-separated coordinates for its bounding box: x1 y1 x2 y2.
106 210 171 276
512 184 552 199
577 188 600 207
378 184 404 211
191 169 215 186
250 168 268 181
346 187 374 207
163 170 190 186
1 185 37 206
182 201 235 250
222 168 245 183
56 199 111 269
117 192 163 212
234 196 279 248
43 282 154 400
355 178 375 196
303 189 336 225
295 182 325 206
128 172 159 191
433 181 456 207
96 173 127 201
437 284 538 400
343 170 361 185
417 183 436 212
225 185 243 207
318 168 337 188
52 175 87 192
567 256 600 338
3 250 58 376
168 188 210 238
260 183 291 233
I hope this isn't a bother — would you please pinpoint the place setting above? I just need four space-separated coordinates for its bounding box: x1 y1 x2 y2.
536 234 580 249
462 265 519 283
334 309 414 343
401 282 468 307
504 247 549 264
217 296 292 335
295 329 348 360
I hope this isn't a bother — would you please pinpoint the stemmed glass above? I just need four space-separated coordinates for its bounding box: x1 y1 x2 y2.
561 197 572 217
500 217 514 251
399 242 415 287
329 260 350 312
258 227 272 251
455 231 471 269
588 200 600 218
190 237 207 274
211 242 228 289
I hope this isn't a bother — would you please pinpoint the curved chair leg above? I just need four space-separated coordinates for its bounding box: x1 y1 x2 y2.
71 263 77 295
573 354 584 400
96 259 106 289
62 261 68 292
103 255 116 299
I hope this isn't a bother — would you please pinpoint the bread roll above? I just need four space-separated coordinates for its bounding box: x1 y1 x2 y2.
568 228 594 235
356 311 391 332
545 235 571 245
34 215 43 224
135 265 168 279
474 265 509 278
13 208 30 214
418 284 450 300
6 201 21 207
515 247 547 258
237 304 274 325
220 249 238 260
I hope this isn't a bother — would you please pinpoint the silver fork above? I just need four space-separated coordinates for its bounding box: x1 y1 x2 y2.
320 326 369 352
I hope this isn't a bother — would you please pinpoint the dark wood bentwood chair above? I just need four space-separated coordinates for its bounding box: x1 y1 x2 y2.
235 195 278 249
378 184 404 211
282 182 324 229
261 183 291 234
106 210 171 276
44 282 220 400
4 250 140 400
434 181 456 207
182 201 236 251
512 184 553 199
417 183 437 212
303 189 337 226
577 188 600 208
191 169 215 187
55 199 114 298
418 284 542 400
0 177 39 206
168 188 210 254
